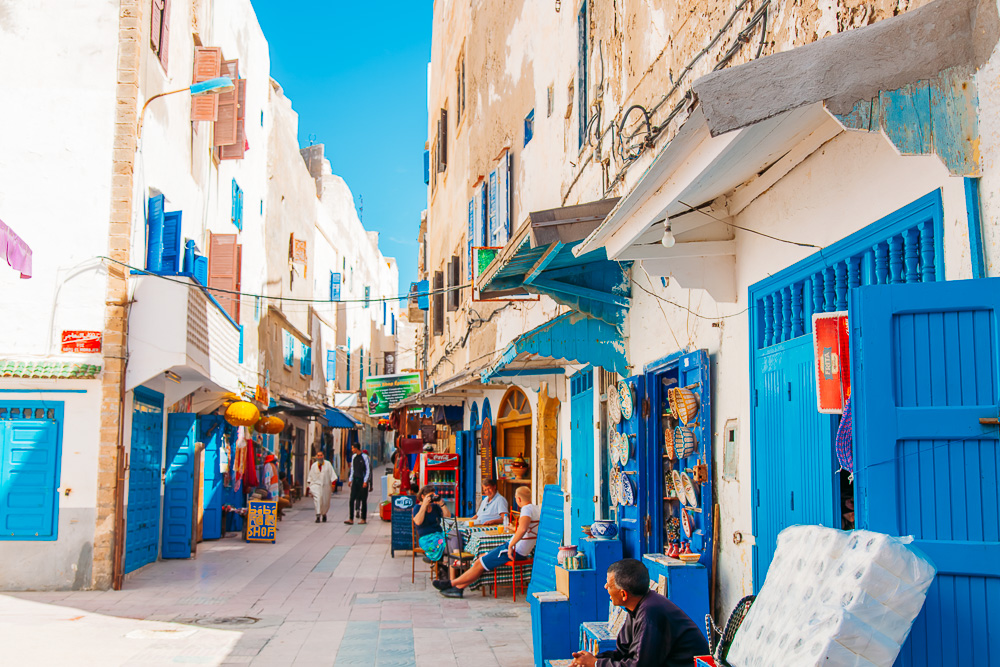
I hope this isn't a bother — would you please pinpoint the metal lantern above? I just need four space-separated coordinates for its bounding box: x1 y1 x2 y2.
254 415 284 434
225 400 260 427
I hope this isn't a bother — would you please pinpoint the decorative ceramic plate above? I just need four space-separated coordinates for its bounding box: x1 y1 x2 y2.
682 508 693 538
618 434 630 466
621 472 636 506
618 381 634 421
610 468 621 506
669 387 700 425
681 472 698 507
674 426 698 459
671 470 684 498
608 428 619 460
608 387 622 424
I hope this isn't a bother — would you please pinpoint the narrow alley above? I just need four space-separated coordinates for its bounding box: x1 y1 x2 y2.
2 495 533 667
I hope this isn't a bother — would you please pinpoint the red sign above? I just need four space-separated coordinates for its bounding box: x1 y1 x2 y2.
61 330 102 353
812 312 850 414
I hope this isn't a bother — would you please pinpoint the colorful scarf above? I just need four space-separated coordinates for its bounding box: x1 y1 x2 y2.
418 532 446 562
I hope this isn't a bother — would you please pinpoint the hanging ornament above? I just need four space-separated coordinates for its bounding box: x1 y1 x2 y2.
225 401 260 427
254 415 284 435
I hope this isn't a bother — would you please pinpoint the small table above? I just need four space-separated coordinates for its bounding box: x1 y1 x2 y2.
463 527 532 591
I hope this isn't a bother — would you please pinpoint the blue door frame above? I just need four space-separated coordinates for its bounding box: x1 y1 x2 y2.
616 374 646 559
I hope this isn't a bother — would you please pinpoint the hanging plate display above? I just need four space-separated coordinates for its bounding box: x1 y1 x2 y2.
617 434 629 466
674 426 698 459
680 472 698 507
621 472 636 506
608 429 620 460
618 381 634 421
608 387 622 425
671 470 684 498
682 507 693 538
610 468 621 506
669 387 700 425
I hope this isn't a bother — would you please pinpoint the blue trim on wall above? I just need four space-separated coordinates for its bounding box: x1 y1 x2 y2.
965 177 986 279
0 389 89 394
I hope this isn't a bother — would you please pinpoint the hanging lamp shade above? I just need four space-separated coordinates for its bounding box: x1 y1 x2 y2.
225 400 260 427
254 415 284 435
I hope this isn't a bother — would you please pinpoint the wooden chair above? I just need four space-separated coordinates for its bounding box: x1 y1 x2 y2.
493 555 533 602
441 520 475 578
411 521 437 584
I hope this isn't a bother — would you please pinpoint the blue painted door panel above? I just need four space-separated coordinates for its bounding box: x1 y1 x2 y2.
162 413 196 559
0 419 60 540
125 389 164 572
752 336 838 587
455 430 476 517
851 278 1000 666
570 373 595 535
616 374 646 559
200 415 224 540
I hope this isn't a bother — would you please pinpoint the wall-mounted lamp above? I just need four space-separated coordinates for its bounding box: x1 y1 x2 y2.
660 221 676 248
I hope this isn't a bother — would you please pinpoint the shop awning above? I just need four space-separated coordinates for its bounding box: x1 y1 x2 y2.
324 405 360 429
393 365 500 408
572 0 989 281
481 312 628 383
267 395 326 421
477 199 631 328
1 219 32 279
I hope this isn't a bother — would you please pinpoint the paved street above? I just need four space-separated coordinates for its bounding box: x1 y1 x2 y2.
4 493 533 666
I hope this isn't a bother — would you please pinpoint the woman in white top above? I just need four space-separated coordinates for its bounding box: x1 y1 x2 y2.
435 485 539 598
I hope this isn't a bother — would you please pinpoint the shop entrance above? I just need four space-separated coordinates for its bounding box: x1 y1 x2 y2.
497 387 531 508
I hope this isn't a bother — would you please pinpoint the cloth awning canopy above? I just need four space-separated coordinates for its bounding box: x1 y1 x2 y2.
267 395 326 422
324 405 360 429
393 365 500 408
1 219 32 279
481 312 629 384
477 199 631 327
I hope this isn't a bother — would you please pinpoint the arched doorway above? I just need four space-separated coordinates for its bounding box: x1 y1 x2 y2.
497 386 532 508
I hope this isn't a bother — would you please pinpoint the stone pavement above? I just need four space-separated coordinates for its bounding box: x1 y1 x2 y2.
5 492 534 666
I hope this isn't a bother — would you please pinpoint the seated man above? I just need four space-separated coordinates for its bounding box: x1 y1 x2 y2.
571 558 709 667
434 485 537 598
471 478 509 525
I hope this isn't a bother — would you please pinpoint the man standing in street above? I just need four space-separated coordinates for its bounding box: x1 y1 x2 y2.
306 450 336 523
344 443 371 525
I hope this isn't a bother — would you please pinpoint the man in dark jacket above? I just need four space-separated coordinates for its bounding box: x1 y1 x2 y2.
571 558 709 667
344 443 371 525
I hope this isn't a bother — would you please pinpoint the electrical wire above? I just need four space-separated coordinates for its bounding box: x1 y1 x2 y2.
675 200 823 249
98 255 468 304
629 272 749 321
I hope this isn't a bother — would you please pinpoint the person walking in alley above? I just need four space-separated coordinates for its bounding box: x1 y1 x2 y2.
570 559 708 667
434 485 538 598
263 454 291 520
306 450 336 523
344 443 371 524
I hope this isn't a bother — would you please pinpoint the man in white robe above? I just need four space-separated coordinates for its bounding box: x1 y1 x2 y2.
307 451 336 523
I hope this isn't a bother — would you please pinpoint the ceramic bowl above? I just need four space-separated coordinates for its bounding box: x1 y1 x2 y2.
618 381 634 420
674 426 698 458
664 428 675 459
679 552 701 563
591 520 618 539
669 387 700 425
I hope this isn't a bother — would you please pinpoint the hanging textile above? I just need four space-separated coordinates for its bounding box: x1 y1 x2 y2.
0 219 32 279
233 426 247 492
244 436 259 489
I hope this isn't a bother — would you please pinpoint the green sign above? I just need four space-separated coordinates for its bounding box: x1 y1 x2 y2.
363 373 422 416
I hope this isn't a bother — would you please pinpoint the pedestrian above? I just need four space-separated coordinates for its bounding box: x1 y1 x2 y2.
344 443 371 525
569 558 709 667
263 454 290 520
306 450 336 523
435 485 538 598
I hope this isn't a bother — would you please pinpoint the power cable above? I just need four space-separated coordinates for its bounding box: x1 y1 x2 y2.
675 200 823 249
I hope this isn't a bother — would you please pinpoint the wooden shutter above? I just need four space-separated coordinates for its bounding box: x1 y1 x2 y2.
191 46 222 121
150 0 163 54
433 271 444 336
161 210 182 273
447 255 459 311
437 108 448 172
214 60 239 147
220 79 247 159
146 194 165 271
208 233 240 321
159 0 171 69
235 243 242 321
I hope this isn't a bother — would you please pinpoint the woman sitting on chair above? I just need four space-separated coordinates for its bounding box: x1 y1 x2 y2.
412 485 451 570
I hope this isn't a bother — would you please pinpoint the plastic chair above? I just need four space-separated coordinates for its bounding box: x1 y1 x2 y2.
706 595 755 666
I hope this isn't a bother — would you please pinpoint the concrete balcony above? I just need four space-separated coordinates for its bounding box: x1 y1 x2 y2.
126 274 242 401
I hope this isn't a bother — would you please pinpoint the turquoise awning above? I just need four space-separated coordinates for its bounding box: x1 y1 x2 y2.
325 406 360 429
481 312 628 383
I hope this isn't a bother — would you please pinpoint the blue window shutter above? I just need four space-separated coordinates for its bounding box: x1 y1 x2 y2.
231 180 243 231
0 419 60 540
392 313 396 335
300 342 311 376
383 301 387 326
364 286 370 308
193 255 208 286
524 109 534 145
146 194 165 271
282 330 294 367
423 150 430 185
238 325 244 364
359 348 364 384
161 210 182 273
330 272 341 301
326 350 335 380
468 198 474 279
480 181 488 249
417 279 430 310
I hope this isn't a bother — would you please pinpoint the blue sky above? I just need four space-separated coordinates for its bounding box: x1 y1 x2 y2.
253 2 431 296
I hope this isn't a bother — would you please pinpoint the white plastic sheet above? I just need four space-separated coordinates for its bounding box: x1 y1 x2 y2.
728 526 936 667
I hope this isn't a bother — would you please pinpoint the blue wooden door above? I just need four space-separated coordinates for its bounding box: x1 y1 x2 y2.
455 430 476 517
125 389 163 572
570 370 595 535
162 413 196 559
0 418 60 540
200 415 224 540
617 374 646 559
752 336 838 586
851 278 1000 665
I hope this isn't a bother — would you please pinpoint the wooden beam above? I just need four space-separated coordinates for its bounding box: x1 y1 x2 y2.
524 242 563 283
530 277 632 308
617 240 736 261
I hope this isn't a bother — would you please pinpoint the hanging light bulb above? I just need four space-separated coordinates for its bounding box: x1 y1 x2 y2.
661 221 676 248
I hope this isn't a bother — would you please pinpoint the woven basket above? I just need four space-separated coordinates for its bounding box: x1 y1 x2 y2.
669 387 700 425
674 426 698 458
